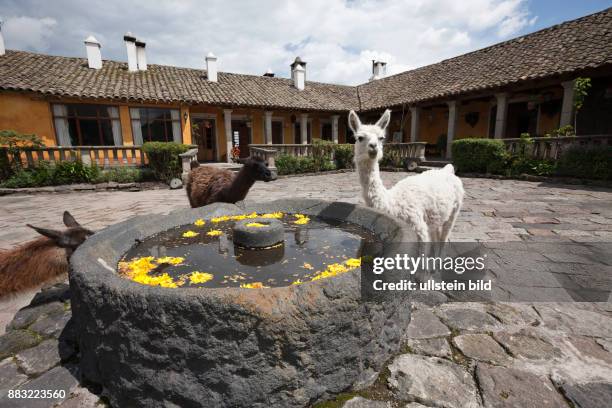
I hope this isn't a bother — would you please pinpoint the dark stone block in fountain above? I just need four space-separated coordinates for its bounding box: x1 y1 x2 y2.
70 199 415 408
233 217 284 248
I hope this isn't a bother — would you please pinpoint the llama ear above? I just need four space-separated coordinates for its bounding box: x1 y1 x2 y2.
63 211 80 228
27 224 63 243
348 110 361 133
375 109 391 130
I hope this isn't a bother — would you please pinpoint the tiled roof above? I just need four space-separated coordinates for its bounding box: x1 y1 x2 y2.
0 50 359 111
357 7 612 111
0 8 610 112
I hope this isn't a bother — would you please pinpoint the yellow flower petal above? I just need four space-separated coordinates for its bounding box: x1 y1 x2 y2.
240 282 268 289
207 229 223 236
245 222 267 228
189 271 214 284
345 258 362 268
294 216 310 225
183 230 199 238
194 219 206 226
156 256 184 265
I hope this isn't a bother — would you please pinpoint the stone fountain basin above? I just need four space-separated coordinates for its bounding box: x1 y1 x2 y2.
69 199 415 408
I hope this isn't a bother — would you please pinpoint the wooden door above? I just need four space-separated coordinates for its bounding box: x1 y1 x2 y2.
192 118 216 162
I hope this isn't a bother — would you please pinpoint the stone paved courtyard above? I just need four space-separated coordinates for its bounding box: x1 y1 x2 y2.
0 172 611 407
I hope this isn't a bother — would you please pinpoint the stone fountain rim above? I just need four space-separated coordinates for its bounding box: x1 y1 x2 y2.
69 198 416 303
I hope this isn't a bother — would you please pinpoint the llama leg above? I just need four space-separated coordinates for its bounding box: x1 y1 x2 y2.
441 206 461 242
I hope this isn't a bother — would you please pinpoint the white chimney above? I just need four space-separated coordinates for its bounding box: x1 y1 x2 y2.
206 52 218 82
84 36 102 69
124 32 138 72
293 64 305 91
290 57 306 83
0 19 5 56
370 60 387 81
135 40 147 71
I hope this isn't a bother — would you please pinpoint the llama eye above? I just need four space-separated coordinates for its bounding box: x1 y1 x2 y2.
378 137 385 141
357 136 364 142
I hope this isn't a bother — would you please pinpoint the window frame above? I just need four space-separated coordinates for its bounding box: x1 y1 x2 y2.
51 103 120 146
131 107 182 143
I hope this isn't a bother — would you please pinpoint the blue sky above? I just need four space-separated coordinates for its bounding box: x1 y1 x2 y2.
1 0 610 85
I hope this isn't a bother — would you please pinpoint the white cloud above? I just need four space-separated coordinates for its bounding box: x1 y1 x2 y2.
0 0 537 84
3 16 57 51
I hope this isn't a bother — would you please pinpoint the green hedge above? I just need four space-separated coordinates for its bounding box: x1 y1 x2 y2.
0 161 153 188
557 146 612 180
276 155 316 175
452 137 611 180
142 142 190 182
452 138 508 174
333 144 354 169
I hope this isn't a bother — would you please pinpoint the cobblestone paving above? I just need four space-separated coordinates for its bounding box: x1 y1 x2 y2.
0 172 611 407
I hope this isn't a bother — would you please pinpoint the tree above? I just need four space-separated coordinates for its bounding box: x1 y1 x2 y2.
573 77 591 134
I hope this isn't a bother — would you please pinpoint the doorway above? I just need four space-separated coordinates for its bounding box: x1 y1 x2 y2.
232 120 251 158
506 102 537 138
191 117 216 162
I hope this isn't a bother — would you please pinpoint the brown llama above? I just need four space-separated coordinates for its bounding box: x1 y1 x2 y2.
186 156 277 208
0 211 93 298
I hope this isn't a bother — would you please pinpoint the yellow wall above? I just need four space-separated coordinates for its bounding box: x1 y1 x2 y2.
456 100 491 139
419 106 448 144
0 92 56 145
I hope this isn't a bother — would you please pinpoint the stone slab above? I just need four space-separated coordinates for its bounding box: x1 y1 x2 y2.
15 339 60 376
493 329 561 361
559 382 612 408
436 307 501 332
453 334 510 365
0 365 79 408
405 337 451 358
0 330 41 359
387 354 479 408
476 364 567 408
405 309 450 339
0 357 28 397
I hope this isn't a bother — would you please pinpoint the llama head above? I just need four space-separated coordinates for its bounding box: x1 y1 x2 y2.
348 109 391 164
242 156 277 182
27 211 94 251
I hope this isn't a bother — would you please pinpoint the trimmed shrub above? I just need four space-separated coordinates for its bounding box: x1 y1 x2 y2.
275 154 318 175
311 139 336 172
1 160 97 188
0 130 44 181
452 138 508 174
52 160 99 185
333 144 354 169
380 148 403 168
556 146 612 180
93 167 154 184
142 142 190 182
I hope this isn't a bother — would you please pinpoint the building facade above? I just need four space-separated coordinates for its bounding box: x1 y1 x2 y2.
0 8 611 161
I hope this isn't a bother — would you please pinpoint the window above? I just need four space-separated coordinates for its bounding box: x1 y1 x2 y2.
130 107 181 144
52 104 122 146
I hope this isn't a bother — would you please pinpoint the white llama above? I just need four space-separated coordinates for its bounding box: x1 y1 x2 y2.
349 109 464 242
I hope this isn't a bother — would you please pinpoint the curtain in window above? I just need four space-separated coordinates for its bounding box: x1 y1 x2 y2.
107 106 123 146
52 104 72 146
171 110 182 143
130 108 144 145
